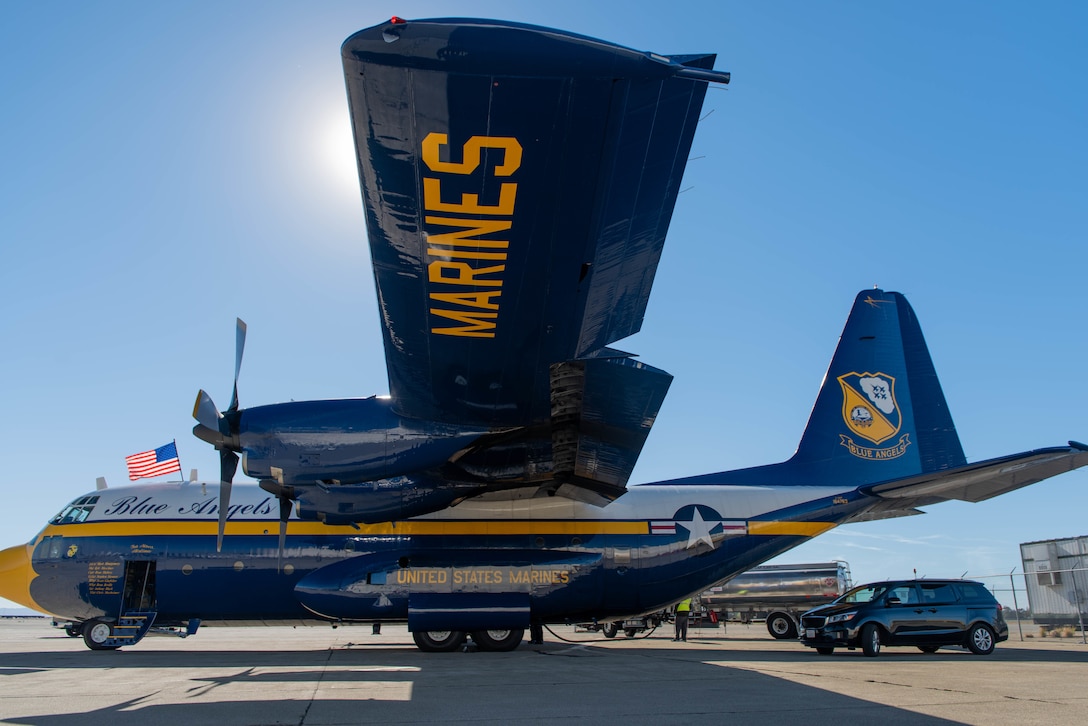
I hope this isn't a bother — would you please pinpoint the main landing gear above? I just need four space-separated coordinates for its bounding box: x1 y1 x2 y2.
411 628 525 653
82 619 121 651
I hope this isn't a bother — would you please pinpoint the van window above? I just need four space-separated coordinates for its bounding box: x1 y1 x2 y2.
886 585 918 604
840 584 889 604
956 583 993 601
919 582 958 604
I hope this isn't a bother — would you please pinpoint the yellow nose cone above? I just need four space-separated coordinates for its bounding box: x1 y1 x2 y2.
0 543 41 613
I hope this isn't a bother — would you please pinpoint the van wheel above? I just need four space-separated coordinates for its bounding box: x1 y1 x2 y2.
82 620 119 651
861 623 881 657
815 646 834 655
601 622 618 638
766 613 797 639
966 624 995 655
918 645 940 653
412 630 466 653
471 629 523 652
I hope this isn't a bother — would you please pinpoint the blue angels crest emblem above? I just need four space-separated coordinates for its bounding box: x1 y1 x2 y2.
837 371 911 460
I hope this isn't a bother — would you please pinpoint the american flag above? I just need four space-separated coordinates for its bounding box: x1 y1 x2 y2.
125 441 182 481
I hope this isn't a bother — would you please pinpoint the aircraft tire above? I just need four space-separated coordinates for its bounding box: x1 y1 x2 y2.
860 623 881 657
766 612 797 639
411 630 466 653
64 623 82 638
601 622 618 638
471 629 524 652
82 620 119 651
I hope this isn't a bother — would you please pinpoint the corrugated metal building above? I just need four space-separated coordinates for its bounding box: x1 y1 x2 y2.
1020 536 1088 627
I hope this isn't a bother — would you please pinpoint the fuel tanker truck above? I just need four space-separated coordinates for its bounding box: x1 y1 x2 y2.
701 561 852 639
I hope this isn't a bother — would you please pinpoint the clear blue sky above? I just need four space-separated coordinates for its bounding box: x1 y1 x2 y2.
3 1 1086 610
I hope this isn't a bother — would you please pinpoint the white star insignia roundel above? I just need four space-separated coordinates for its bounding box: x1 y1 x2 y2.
681 508 716 550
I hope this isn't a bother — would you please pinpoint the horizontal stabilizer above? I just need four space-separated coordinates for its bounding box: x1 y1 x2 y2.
865 443 1088 505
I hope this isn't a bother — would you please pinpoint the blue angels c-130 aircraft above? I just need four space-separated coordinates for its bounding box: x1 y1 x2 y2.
1 17 1085 652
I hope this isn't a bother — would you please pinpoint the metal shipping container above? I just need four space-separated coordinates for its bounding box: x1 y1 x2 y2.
1019 536 1088 628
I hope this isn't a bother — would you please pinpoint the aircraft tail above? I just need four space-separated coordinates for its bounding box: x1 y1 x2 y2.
787 289 966 486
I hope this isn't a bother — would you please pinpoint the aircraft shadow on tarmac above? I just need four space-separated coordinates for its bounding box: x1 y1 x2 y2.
0 652 965 726
3 639 1088 671
2 640 1086 726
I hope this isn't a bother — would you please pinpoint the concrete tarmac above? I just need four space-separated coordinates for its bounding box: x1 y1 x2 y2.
0 619 1086 725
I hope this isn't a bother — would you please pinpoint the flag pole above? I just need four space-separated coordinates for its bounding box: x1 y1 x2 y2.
173 439 183 482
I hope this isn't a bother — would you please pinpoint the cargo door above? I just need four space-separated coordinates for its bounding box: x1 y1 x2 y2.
121 560 157 613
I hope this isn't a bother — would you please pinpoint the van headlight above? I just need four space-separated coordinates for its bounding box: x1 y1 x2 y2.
826 612 857 624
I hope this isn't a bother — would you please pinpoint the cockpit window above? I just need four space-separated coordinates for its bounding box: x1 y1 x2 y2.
50 495 100 525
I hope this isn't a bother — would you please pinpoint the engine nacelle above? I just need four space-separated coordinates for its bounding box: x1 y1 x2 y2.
235 396 490 486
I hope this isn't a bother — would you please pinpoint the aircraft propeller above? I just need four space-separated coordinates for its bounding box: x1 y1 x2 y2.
192 318 247 552
193 320 299 563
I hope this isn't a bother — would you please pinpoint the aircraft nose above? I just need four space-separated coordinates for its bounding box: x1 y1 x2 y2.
0 543 40 612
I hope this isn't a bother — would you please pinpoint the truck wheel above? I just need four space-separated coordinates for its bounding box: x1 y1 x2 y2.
601 622 618 638
412 630 466 653
471 629 524 652
766 612 797 639
861 623 881 657
624 627 639 638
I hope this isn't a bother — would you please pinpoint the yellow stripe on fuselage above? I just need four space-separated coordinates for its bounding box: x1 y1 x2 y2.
746 521 837 537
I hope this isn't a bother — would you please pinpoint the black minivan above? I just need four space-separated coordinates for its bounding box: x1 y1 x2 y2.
799 579 1008 657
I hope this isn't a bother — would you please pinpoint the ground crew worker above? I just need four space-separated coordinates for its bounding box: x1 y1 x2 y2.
674 598 692 641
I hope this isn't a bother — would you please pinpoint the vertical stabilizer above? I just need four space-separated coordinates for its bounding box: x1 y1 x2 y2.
789 290 966 486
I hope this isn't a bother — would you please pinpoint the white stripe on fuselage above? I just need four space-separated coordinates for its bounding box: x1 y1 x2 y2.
63 481 853 525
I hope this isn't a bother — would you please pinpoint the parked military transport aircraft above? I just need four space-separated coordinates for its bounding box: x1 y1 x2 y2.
1 288 1085 651
1 18 1084 652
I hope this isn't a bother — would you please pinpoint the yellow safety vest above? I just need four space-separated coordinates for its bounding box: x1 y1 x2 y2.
676 599 692 612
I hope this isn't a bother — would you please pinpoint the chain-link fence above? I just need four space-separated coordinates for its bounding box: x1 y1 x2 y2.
971 566 1088 643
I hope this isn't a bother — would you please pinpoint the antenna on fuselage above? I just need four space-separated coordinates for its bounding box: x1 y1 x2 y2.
95 477 108 491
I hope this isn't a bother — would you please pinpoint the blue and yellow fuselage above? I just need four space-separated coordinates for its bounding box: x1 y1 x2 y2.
0 479 858 632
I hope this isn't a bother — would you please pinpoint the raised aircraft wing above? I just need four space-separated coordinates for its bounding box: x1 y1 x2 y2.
342 18 726 428
192 18 731 541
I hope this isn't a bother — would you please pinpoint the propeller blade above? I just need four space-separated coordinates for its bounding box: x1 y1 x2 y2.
192 390 222 431
229 318 247 413
216 449 240 552
277 495 292 573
